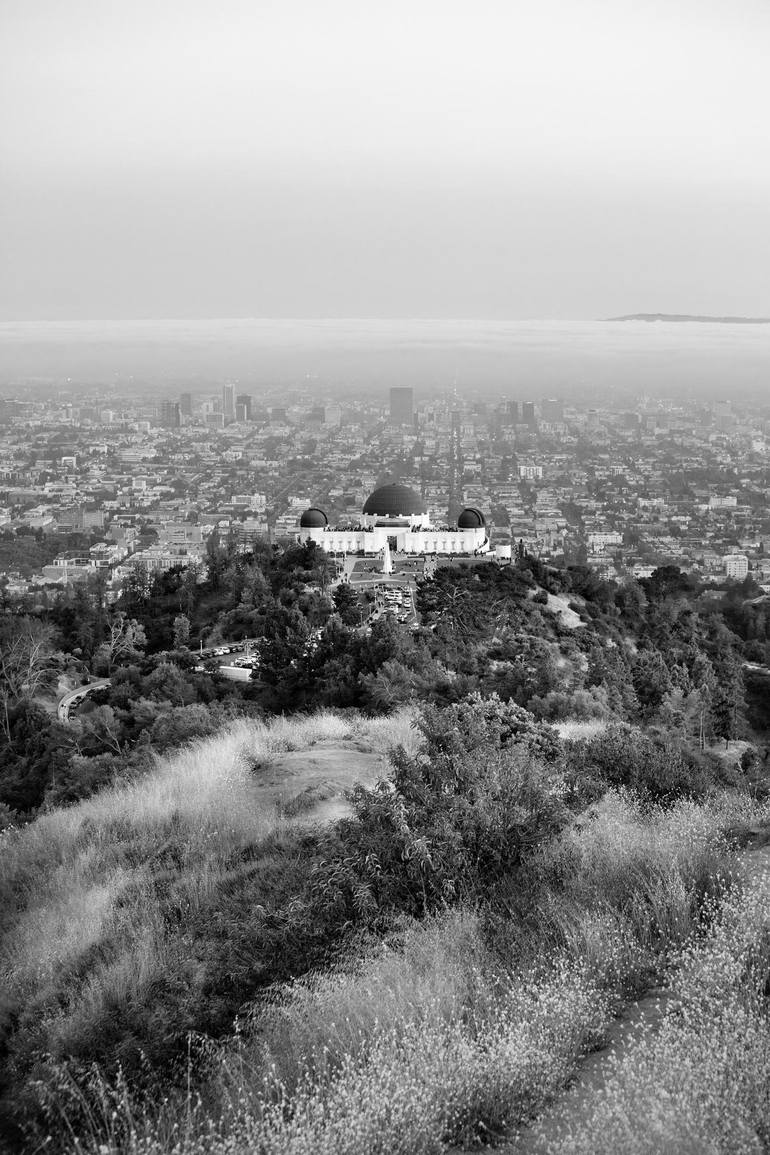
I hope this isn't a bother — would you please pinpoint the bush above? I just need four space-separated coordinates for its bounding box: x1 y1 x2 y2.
339 696 566 914
530 687 612 723
565 723 714 803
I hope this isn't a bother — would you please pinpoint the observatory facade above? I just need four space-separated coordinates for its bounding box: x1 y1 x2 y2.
297 484 489 556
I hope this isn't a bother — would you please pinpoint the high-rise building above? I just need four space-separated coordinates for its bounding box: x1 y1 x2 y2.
390 387 414 426
522 401 536 426
179 392 193 418
222 383 235 422
159 401 181 428
541 398 564 422
235 393 252 421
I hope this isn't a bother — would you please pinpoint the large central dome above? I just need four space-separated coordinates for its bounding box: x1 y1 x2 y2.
363 483 426 518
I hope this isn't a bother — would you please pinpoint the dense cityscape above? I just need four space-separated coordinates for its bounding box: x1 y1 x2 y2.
1 382 769 602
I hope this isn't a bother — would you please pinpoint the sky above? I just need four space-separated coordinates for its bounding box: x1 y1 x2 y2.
2 0 770 321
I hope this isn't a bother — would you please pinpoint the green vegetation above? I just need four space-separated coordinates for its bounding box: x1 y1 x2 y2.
2 546 770 1151
1 694 767 1152
3 543 767 821
21 783 764 1154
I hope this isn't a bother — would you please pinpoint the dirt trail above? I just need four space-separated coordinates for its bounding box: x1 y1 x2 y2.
501 830 770 1154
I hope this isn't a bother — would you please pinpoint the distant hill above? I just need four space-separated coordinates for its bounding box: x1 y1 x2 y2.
606 313 770 324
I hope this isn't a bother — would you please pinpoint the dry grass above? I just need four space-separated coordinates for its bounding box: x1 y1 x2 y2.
541 865 770 1153
8 702 768 1155
523 791 770 1014
0 708 415 1095
554 720 608 742
50 789 765 1155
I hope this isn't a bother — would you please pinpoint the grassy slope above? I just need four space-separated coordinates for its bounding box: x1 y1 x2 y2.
39 792 770 1155
4 708 770 1153
0 709 417 1129
529 845 770 1153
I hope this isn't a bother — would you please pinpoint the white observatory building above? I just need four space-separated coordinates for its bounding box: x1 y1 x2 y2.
297 483 489 557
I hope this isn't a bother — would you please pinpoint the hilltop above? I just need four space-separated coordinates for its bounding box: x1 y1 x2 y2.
606 312 770 323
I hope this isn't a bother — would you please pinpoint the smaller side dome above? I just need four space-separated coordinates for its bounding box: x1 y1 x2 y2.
300 507 328 528
457 507 486 530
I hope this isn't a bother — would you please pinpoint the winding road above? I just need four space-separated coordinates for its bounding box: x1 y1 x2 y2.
56 679 111 723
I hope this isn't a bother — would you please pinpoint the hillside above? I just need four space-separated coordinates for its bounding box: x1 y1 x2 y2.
0 709 416 1142
3 548 770 1151
3 691 770 1152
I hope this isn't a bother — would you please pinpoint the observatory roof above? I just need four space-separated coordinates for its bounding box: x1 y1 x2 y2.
362 484 426 518
457 507 486 529
299 507 328 528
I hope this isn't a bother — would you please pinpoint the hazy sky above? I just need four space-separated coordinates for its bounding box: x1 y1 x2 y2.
2 0 770 320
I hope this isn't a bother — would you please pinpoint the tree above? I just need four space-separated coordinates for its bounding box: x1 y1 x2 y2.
238 564 268 608
333 582 363 626
0 702 73 813
614 579 648 624
120 568 151 615
73 704 124 757
172 614 191 649
632 648 673 720
488 636 560 707
641 565 696 603
0 617 60 741
708 646 746 748
205 530 237 592
361 657 444 711
94 614 148 673
180 564 202 615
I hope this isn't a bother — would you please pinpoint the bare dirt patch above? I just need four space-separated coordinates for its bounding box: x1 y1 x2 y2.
250 738 391 822
544 592 584 629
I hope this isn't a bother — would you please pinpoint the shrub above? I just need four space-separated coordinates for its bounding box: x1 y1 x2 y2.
564 723 714 802
340 697 567 915
530 687 612 723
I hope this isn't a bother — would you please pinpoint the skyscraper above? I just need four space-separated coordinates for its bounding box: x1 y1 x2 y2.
179 392 193 418
159 401 181 428
236 393 252 421
222 383 235 422
390 386 414 426
541 398 563 422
